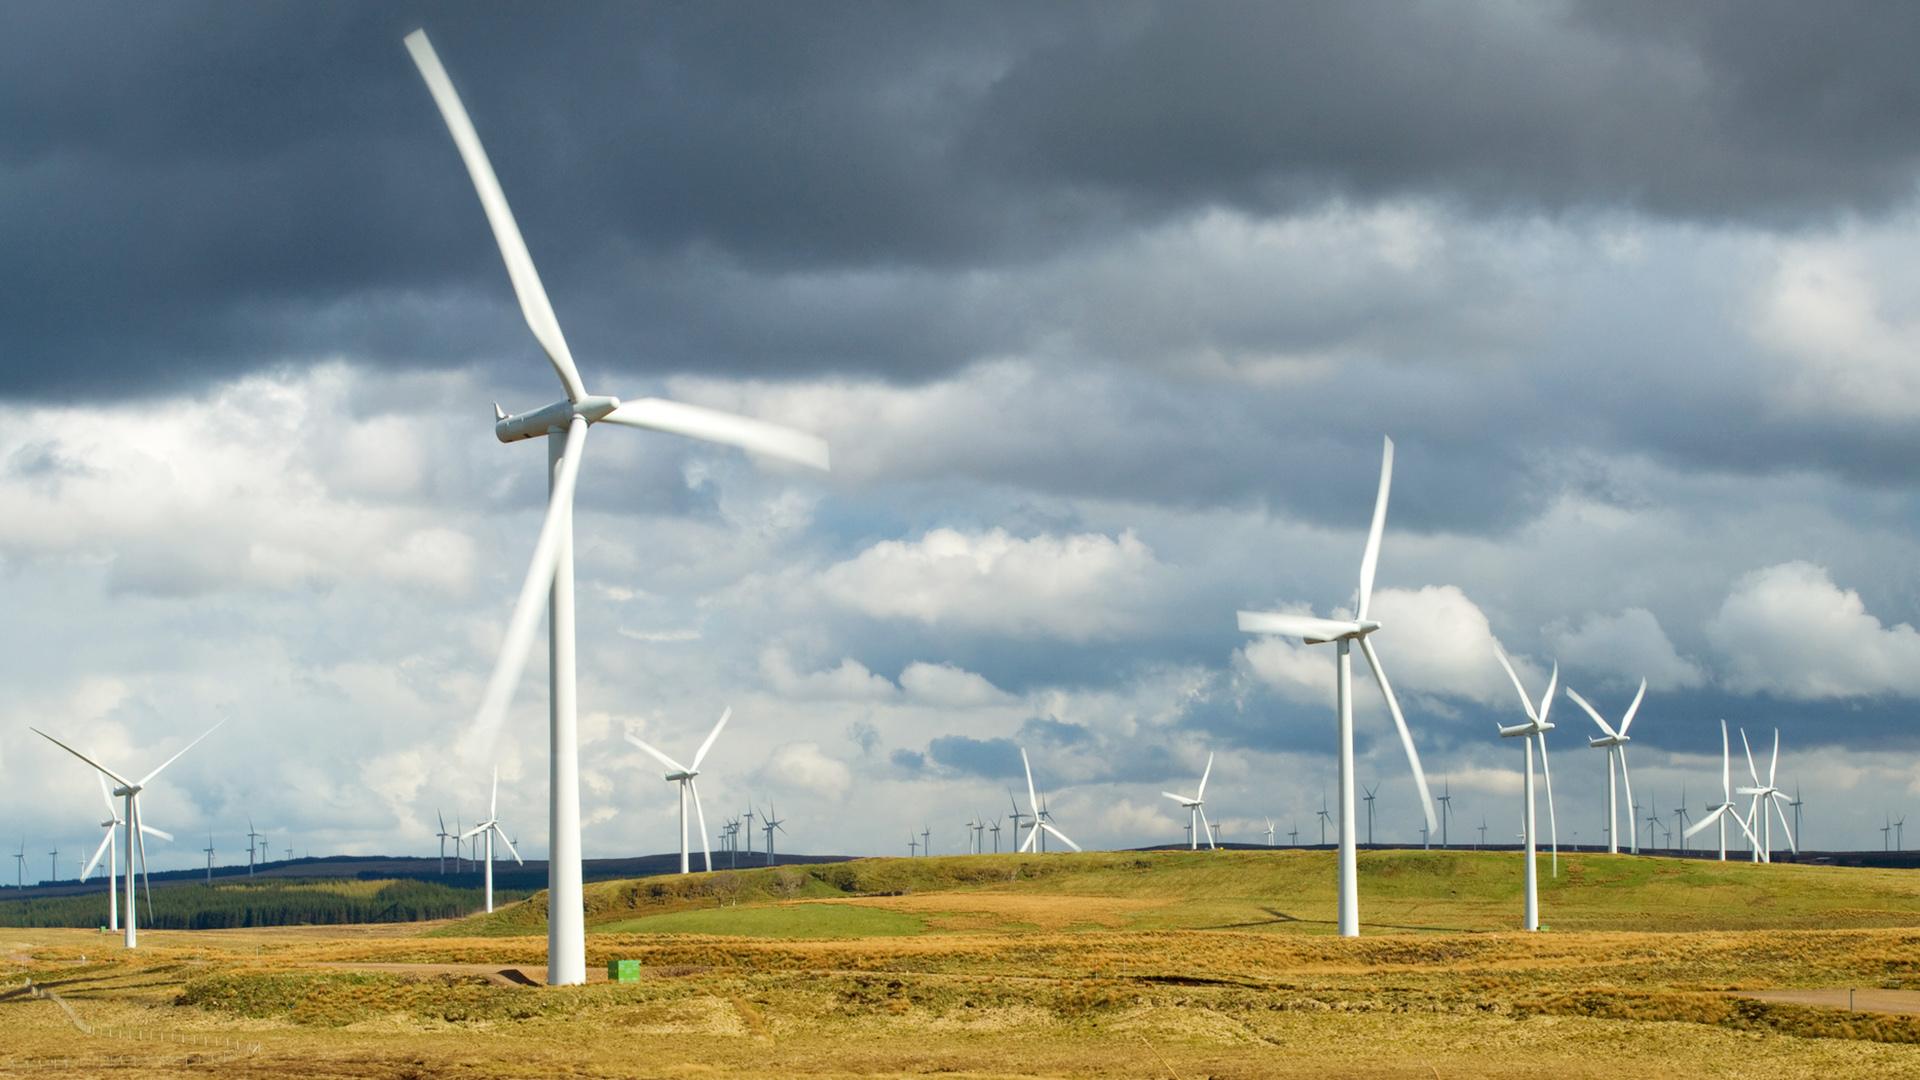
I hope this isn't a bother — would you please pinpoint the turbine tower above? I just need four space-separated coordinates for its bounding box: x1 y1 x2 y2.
1265 818 1276 847
12 841 24 889
402 30 830 986
1007 789 1031 851
435 811 453 874
1673 787 1692 853
1436 781 1453 849
990 818 1002 853
1788 785 1804 849
246 818 262 877
1237 435 1438 937
459 768 523 912
79 774 153 932
1162 752 1217 851
1567 680 1647 855
203 834 215 885
33 720 219 948
1495 644 1559 931
1016 749 1080 853
625 707 732 874
1683 720 1759 860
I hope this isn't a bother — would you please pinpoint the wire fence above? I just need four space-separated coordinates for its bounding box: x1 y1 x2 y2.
18 977 262 1060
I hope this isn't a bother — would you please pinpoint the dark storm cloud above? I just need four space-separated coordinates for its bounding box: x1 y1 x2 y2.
926 734 1021 778
9 2 1920 401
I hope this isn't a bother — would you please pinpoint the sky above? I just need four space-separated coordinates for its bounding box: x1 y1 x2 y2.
4 2 1920 878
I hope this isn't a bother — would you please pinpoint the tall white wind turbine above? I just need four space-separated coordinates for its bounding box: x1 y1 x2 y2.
1735 728 1796 863
34 721 218 948
1683 720 1760 860
1566 680 1646 855
79 774 160 933
625 707 731 875
1162 752 1217 851
403 31 830 986
1493 645 1559 931
1236 436 1437 937
460 768 523 912
1017 749 1080 853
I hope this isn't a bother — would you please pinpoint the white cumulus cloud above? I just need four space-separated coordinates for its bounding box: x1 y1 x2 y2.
1705 561 1920 699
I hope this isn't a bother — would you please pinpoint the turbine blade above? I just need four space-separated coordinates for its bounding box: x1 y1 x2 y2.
460 824 486 839
690 706 732 772
1537 662 1559 726
137 718 227 788
495 825 524 865
97 772 116 818
1768 728 1780 789
1358 637 1437 831
467 415 590 757
1720 720 1732 799
81 830 113 882
1196 752 1214 801
1537 731 1558 873
1161 792 1191 804
402 30 587 403
1355 435 1393 621
139 824 174 843
1772 792 1797 853
624 732 688 775
1730 804 1761 849
690 776 712 874
1236 610 1365 641
1022 747 1038 816
601 400 829 472
1198 807 1215 850
1040 822 1082 852
1741 728 1760 785
1563 688 1617 739
1491 643 1539 724
490 766 499 821
1616 678 1648 737
29 728 132 788
133 798 153 926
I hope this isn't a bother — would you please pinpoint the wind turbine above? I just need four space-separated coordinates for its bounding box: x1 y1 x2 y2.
625 707 732 874
1788 785 1804 849
246 819 262 877
1436 781 1454 848
203 834 215 885
974 816 987 854
48 846 58 884
435 811 454 874
1265 818 1276 847
402 30 830 986
921 826 932 857
1644 800 1664 852
1735 729 1795 863
1673 787 1691 853
1883 814 1893 852
1316 794 1333 846
762 804 786 865
907 834 918 857
11 841 23 889
743 804 756 860
79 774 144 932
1477 817 1488 849
1236 436 1438 937
1362 784 1377 847
33 720 218 948
1683 720 1760 860
1495 645 1559 931
1288 822 1300 846
990 818 1002 853
1007 789 1030 851
1016 750 1080 853
1566 681 1646 855
460 768 523 912
1162 753 1217 851
1900 818 1907 852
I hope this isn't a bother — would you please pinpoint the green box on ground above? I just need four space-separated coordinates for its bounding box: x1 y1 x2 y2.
608 959 641 982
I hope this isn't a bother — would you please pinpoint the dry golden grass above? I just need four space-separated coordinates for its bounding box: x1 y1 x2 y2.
5 851 1920 1077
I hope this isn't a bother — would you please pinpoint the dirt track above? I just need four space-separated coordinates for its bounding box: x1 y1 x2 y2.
1738 988 1920 1016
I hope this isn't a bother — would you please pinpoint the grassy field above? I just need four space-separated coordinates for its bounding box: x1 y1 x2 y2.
4 849 1920 1077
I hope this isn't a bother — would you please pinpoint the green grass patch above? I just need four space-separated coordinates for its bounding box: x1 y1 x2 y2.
596 902 927 938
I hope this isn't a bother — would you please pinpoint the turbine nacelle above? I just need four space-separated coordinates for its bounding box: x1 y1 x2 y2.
496 396 622 442
1586 734 1630 748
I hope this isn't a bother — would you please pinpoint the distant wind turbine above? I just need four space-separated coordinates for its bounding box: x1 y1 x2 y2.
1016 750 1079 853
625 707 732 874
34 720 220 948
1683 720 1760 860
1566 680 1647 855
1494 645 1559 931
1162 752 1217 851
460 767 523 912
